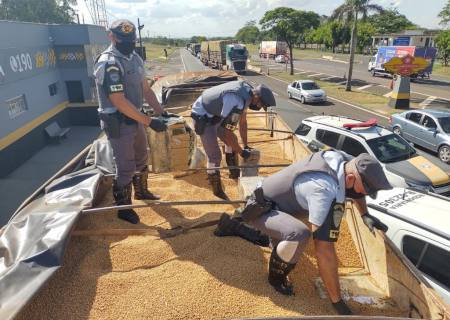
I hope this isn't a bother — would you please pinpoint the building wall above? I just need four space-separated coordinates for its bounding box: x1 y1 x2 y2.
0 21 108 177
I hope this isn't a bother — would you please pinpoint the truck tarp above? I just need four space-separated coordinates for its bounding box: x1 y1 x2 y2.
151 70 238 107
0 139 114 320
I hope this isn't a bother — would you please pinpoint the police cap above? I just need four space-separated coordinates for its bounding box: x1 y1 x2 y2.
109 19 137 42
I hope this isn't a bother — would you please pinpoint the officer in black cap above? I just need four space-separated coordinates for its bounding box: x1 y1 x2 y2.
94 19 175 224
191 81 276 199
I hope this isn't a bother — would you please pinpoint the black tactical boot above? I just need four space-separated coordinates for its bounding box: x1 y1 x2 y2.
225 152 240 179
214 213 270 247
207 171 228 200
113 181 140 224
332 299 353 315
268 247 296 296
132 168 160 200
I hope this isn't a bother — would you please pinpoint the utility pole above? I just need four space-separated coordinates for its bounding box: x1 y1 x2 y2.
138 18 144 49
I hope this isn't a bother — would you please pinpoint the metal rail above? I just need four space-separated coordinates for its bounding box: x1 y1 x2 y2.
82 199 246 214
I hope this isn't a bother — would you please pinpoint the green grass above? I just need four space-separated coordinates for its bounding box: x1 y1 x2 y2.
143 43 176 62
244 43 369 63
432 61 450 77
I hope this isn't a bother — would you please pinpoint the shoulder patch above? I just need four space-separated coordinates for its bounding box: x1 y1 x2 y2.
106 65 120 73
110 84 124 92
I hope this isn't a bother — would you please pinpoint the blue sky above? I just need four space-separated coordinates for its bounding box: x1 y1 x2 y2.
76 0 447 37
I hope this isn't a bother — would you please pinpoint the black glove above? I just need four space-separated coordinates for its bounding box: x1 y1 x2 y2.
240 148 251 160
161 111 178 118
362 213 388 232
149 117 167 132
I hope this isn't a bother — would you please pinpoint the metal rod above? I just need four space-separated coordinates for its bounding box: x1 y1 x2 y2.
104 163 290 177
82 199 246 214
247 128 294 135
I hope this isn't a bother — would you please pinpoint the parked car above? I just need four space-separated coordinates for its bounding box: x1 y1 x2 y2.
390 109 450 164
294 115 450 196
275 54 289 63
287 80 327 104
367 188 450 305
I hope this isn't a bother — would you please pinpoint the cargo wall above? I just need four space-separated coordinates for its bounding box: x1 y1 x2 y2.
0 21 108 177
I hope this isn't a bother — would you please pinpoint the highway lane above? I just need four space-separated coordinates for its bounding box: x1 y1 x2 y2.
179 49 450 173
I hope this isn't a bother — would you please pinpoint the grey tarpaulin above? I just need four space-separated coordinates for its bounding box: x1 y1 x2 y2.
150 70 239 107
0 139 114 320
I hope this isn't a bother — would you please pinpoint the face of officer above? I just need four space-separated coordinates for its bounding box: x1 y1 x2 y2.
344 160 367 199
249 95 264 111
109 32 136 56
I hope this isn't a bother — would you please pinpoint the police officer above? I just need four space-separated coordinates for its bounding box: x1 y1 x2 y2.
94 19 171 224
215 151 391 315
191 80 276 199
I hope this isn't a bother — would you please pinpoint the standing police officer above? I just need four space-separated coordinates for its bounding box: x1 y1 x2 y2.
191 80 276 199
215 150 391 315
94 19 169 224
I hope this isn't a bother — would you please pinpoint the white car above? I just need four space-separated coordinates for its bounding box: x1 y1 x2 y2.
367 188 450 305
294 115 450 196
287 80 327 104
275 55 288 63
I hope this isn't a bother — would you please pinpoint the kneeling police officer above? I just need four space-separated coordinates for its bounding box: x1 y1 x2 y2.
94 19 172 224
215 150 391 314
191 80 276 199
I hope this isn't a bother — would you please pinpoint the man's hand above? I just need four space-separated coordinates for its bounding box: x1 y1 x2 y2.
149 117 167 132
161 111 178 118
362 213 388 232
240 148 251 160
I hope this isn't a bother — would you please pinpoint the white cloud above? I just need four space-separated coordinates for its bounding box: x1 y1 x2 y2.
75 0 442 37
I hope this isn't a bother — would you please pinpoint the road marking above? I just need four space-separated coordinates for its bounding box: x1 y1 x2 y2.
357 84 374 91
337 81 347 85
295 71 309 74
180 49 187 72
383 92 392 98
272 91 279 96
307 73 323 77
265 74 389 120
419 96 437 108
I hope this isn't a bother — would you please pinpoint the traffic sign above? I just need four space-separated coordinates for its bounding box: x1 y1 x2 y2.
383 54 430 76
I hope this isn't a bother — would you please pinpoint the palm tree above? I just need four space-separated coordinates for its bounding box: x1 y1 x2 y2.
331 0 384 91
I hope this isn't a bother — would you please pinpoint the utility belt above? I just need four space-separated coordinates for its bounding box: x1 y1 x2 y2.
191 112 221 135
99 111 137 139
238 187 274 222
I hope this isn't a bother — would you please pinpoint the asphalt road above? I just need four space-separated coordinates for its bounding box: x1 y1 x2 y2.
177 48 450 173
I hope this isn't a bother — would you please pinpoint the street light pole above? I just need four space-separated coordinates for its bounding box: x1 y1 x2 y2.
137 18 144 49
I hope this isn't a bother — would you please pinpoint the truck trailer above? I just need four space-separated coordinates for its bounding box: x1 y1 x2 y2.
1 71 449 320
368 46 437 78
200 40 248 73
259 41 288 59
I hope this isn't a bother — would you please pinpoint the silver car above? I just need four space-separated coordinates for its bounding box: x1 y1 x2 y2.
391 109 450 163
287 80 327 104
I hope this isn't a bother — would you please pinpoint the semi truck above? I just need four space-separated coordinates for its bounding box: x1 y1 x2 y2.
259 40 288 59
368 46 437 78
189 43 201 56
200 40 248 73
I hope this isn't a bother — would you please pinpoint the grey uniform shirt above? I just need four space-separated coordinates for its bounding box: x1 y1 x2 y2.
192 93 245 118
293 151 346 226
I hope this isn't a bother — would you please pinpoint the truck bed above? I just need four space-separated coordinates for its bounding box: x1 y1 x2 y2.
17 114 409 320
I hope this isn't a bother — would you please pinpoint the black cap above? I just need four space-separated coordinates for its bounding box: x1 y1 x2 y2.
109 19 137 42
354 153 392 199
255 84 276 110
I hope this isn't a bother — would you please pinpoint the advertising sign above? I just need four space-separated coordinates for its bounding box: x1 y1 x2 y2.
383 54 430 76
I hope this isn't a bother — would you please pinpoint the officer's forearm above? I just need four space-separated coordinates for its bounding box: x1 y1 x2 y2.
239 116 248 146
223 129 243 155
109 93 150 126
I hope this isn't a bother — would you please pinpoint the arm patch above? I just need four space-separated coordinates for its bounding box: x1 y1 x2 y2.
103 63 124 94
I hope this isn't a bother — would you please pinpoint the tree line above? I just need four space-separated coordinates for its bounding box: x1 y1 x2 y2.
234 0 450 91
0 0 77 24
